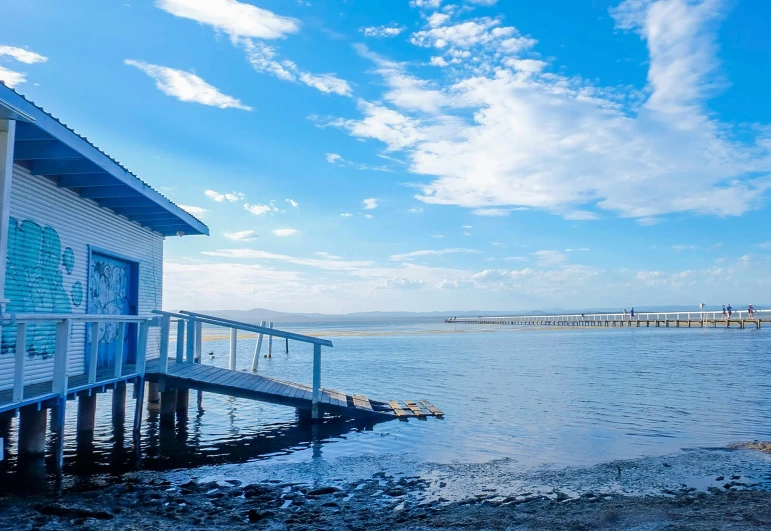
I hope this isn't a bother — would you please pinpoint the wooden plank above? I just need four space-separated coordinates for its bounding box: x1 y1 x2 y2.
388 400 410 418
404 401 428 418
420 400 444 418
352 394 373 411
252 377 275 394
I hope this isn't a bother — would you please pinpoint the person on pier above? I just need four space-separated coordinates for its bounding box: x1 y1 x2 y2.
722 305 727 319
727 304 733 318
623 309 628 320
748 304 754 318
631 308 635 320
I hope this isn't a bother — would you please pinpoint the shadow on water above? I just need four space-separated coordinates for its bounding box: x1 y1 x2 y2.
0 393 384 495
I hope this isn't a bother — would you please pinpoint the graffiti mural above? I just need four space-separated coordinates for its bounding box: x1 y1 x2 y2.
88 253 136 367
1 217 80 359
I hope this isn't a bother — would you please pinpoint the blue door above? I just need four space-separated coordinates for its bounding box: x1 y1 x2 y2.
86 252 138 369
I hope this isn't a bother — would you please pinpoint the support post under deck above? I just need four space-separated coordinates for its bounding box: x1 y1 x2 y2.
312 344 321 421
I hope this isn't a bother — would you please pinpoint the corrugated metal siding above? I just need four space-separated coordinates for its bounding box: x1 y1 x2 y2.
0 164 163 391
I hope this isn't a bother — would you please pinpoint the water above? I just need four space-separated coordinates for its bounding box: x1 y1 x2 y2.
3 319 771 492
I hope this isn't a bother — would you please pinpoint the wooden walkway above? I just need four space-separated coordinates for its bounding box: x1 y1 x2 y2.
145 359 443 421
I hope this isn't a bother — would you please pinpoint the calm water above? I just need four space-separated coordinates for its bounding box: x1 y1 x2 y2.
3 320 771 491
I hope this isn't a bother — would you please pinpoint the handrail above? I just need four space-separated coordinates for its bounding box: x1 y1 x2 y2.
176 310 333 347
6 312 150 407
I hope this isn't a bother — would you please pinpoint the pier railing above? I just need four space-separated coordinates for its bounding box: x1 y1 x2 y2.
1 313 152 412
151 310 333 419
447 309 771 324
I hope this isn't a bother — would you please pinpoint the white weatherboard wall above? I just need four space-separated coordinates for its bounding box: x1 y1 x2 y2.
0 164 163 391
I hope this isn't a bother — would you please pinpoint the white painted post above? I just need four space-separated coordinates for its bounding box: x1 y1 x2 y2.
250 320 266 372
176 319 185 363
12 322 26 402
195 320 202 363
52 319 71 396
114 322 126 378
88 322 99 383
312 344 321 420
268 321 274 358
186 317 195 363
229 328 237 371
136 320 149 375
159 315 170 373
0 119 15 303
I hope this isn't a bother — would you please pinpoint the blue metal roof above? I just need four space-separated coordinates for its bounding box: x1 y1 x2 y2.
0 84 208 237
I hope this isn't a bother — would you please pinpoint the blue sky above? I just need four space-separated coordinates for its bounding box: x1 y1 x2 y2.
2 0 770 313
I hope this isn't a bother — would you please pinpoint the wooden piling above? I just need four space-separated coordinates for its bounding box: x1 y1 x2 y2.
112 382 127 424
77 393 98 432
18 406 47 455
160 389 177 426
176 388 189 419
147 382 160 411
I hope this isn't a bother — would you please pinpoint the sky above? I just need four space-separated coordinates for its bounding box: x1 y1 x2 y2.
1 0 771 313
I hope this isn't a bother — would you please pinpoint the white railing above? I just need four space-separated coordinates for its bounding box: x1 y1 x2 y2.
3 313 152 407
447 309 771 323
152 310 333 420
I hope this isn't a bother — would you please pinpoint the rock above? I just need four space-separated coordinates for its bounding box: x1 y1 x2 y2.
307 487 340 496
247 509 273 522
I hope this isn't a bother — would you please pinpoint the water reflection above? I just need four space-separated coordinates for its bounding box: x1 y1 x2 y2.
0 391 383 494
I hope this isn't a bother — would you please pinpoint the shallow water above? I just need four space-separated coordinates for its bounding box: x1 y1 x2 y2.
2 320 771 492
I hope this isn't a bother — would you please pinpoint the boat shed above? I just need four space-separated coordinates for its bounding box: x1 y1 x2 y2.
0 84 208 392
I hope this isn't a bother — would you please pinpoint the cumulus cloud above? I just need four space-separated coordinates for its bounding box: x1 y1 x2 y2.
361 25 405 38
372 277 426 290
273 228 299 236
285 198 299 207
363 198 378 209
244 203 278 216
126 60 252 110
330 0 771 223
224 230 258 241
0 66 26 88
205 189 245 202
340 213 353 217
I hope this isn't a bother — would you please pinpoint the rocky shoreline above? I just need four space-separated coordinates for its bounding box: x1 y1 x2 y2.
3 468 771 530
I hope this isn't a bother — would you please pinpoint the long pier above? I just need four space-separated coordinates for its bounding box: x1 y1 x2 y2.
446 310 770 330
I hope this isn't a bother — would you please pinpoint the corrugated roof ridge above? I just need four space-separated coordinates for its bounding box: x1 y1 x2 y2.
5 85 207 227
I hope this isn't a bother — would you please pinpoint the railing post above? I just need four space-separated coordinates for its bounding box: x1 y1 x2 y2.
312 343 321 421
52 319 71 396
229 327 237 371
186 317 195 363
136 320 149 375
268 321 274 358
176 318 185 363
195 320 202 363
251 320 266 372
88 322 99 383
12 322 26 402
114 322 126 378
159 314 170 373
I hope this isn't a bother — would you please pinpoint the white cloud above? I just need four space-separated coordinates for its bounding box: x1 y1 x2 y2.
532 250 567 265
202 248 374 270
361 25 406 38
411 0 442 8
326 153 343 164
363 198 378 209
242 40 351 96
462 225 473 229
340 213 353 217
323 150 392 172
125 60 251 110
155 0 299 39
409 208 424 213
244 203 278 216
178 204 209 217
472 208 509 217
565 248 589 252
205 189 244 202
390 248 482 261
363 214 374 219
0 66 26 88
273 228 299 236
373 277 426 290
0 46 48 64
285 198 299 207
315 251 342 259
224 230 258 241
333 0 771 223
